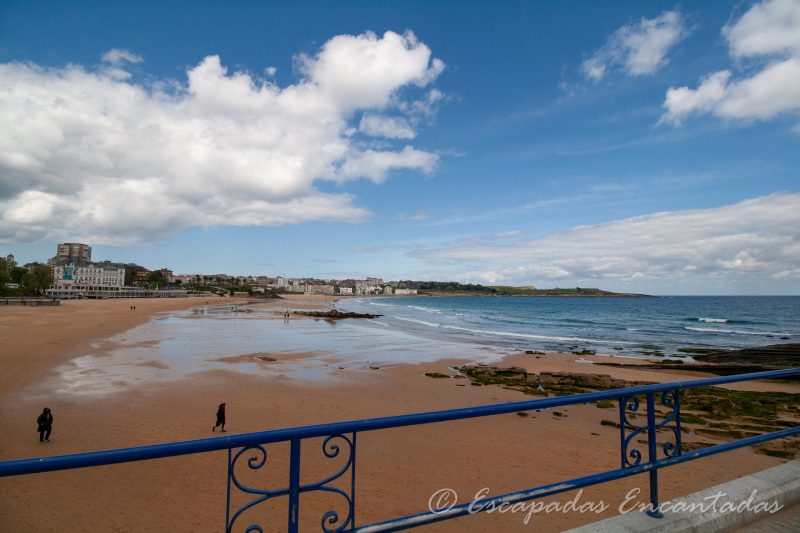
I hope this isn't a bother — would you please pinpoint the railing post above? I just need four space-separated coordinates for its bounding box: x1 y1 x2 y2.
646 392 663 518
351 431 358 528
618 400 626 468
288 437 301 532
226 446 232 532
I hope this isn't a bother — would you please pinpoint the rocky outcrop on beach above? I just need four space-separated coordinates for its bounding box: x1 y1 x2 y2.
457 365 632 394
292 310 382 319
690 343 800 368
537 371 628 389
457 363 800 458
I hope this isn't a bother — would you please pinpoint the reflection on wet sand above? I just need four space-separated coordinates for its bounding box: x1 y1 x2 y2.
44 303 503 397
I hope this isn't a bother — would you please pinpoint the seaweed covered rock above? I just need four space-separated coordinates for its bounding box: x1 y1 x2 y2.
691 343 800 368
458 365 633 393
292 310 382 319
538 371 627 389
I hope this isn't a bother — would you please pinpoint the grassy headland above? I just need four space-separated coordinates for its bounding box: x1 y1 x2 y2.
394 281 650 297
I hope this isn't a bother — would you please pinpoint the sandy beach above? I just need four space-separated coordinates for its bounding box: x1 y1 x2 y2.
0 296 797 532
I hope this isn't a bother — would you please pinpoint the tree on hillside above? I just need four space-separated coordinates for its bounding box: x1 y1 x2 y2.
23 265 53 294
10 266 27 284
123 264 146 286
0 257 8 285
148 270 165 285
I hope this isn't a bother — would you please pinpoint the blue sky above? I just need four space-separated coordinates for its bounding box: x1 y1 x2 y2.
1 0 799 294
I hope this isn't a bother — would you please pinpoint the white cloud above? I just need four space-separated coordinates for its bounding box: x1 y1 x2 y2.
0 31 444 244
723 0 800 58
296 30 444 112
359 114 416 139
662 0 800 125
413 193 800 287
582 10 687 81
101 48 144 65
338 146 437 183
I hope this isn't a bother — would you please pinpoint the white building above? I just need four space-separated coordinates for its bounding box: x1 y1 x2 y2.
52 264 125 288
337 287 353 295
394 288 418 295
312 285 335 295
355 280 383 294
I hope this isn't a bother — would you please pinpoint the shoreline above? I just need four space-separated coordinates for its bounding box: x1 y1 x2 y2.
0 297 797 531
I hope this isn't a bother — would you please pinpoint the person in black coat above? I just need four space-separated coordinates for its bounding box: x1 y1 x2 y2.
37 408 53 442
212 403 226 432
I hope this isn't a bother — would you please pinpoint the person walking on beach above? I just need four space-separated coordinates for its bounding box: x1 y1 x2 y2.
37 408 53 442
212 403 226 432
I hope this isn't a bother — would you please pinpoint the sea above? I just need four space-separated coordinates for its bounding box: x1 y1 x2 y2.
47 295 800 396
338 295 800 358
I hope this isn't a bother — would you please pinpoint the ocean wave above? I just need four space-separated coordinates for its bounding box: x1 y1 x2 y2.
407 305 442 314
394 316 442 328
368 302 392 307
684 326 794 336
394 316 630 344
366 319 390 327
698 317 728 323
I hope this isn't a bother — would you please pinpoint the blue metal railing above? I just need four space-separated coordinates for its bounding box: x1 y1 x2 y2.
1 368 798 531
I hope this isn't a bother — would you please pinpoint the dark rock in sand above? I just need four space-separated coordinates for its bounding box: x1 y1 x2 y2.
538 371 627 389
691 343 800 368
459 364 633 392
293 310 382 319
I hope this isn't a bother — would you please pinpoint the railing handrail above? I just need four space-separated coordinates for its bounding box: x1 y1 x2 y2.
2 367 798 478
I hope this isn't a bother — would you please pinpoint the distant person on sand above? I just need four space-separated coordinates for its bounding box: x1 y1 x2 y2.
212 403 226 432
37 408 53 442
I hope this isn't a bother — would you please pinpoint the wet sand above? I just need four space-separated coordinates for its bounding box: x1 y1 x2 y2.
0 296 796 532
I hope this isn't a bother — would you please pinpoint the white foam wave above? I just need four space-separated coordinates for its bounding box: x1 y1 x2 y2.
698 317 728 323
407 305 442 314
394 316 442 328
684 326 793 336
394 316 631 344
366 319 390 327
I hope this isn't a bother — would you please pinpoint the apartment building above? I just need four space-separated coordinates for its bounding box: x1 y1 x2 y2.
48 243 92 266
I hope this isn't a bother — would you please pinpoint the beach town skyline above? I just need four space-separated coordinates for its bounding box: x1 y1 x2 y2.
4 238 799 296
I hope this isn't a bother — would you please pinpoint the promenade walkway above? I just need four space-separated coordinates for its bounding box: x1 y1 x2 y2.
566 459 800 533
732 502 800 532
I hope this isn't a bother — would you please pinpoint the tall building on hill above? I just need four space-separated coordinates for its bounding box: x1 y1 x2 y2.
49 243 92 266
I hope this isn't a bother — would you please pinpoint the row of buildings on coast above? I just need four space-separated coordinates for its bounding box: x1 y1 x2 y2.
3 243 417 299
172 274 418 296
